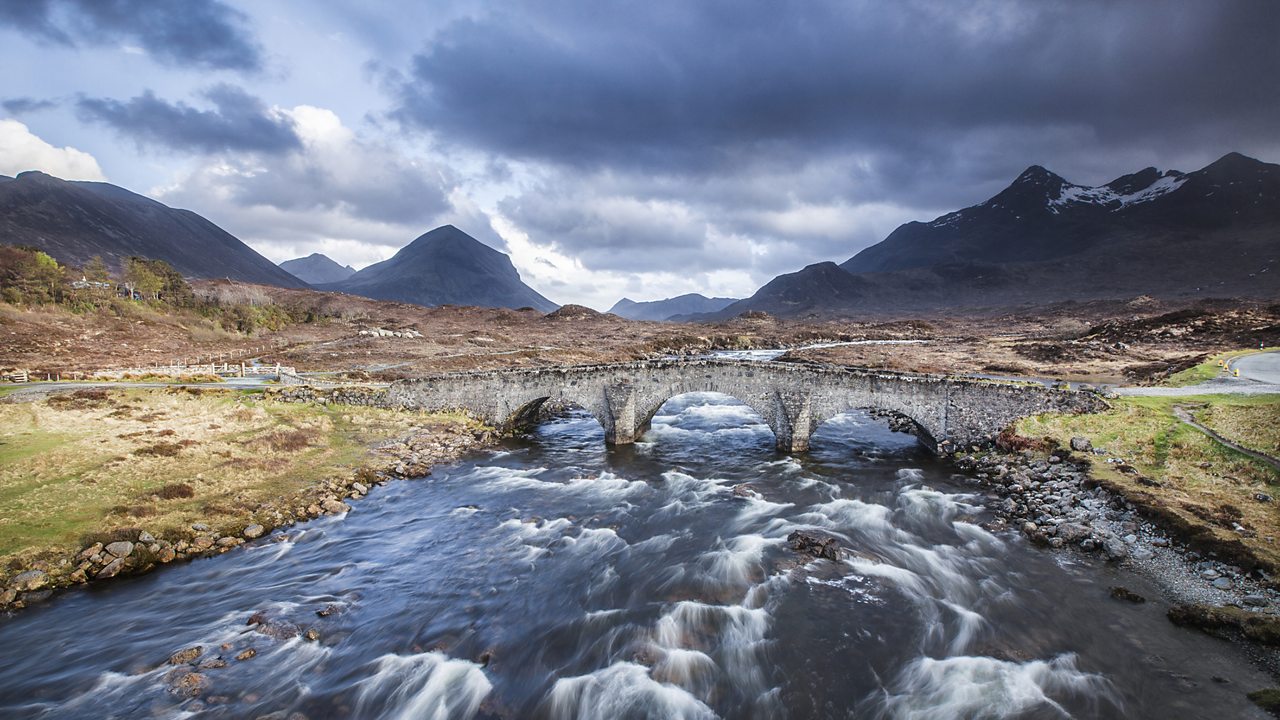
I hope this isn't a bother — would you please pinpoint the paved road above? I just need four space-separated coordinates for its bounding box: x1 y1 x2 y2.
0 377 273 401
1114 350 1280 396
1231 349 1280 385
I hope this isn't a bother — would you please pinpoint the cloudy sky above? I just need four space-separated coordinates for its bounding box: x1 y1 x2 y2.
2 1 1278 309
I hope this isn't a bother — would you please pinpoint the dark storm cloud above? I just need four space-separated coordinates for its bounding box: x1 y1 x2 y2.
0 0 263 71
2 97 59 114
387 0 1280 279
76 85 301 154
395 0 1280 194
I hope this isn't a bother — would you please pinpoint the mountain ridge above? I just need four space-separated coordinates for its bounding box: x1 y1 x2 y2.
608 293 737 321
0 170 308 288
700 152 1280 320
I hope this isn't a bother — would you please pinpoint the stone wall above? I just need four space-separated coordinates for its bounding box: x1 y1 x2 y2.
268 385 390 407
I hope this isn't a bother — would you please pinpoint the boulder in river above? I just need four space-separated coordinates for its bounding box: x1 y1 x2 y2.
1109 586 1146 603
787 530 843 562
243 524 265 539
168 646 204 665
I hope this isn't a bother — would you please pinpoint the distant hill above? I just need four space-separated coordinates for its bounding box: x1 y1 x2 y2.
704 152 1280 319
0 170 307 288
279 253 356 285
320 225 558 311
609 293 737 321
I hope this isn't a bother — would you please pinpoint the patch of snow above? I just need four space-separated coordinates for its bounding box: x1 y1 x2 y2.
1047 173 1186 212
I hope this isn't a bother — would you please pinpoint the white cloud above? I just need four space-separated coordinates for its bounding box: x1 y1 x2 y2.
0 119 106 181
154 105 454 269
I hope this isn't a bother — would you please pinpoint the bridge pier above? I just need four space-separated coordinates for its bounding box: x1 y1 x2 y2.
603 384 640 445
772 390 815 453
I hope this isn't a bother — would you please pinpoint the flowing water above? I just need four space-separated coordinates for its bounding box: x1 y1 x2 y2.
0 393 1270 719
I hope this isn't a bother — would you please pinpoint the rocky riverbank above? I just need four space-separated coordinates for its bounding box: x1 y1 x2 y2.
0 410 496 613
954 434 1280 686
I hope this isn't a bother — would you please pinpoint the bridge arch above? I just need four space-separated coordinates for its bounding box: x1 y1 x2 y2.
499 387 612 438
808 406 938 451
637 390 777 445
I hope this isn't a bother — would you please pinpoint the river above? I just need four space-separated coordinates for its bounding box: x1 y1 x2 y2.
0 393 1271 718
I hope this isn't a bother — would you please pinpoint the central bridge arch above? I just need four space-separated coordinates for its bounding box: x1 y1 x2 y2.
386 359 1105 454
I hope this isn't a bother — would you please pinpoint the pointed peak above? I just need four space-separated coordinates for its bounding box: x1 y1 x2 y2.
1013 165 1067 185
1203 151 1265 173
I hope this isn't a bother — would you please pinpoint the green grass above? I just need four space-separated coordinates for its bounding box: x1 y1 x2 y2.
1017 394 1280 569
0 388 483 569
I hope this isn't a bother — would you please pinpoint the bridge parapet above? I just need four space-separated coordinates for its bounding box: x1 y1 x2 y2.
387 359 1106 453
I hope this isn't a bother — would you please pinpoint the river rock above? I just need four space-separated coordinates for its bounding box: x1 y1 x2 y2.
168 646 204 665
1243 594 1268 607
191 523 210 532
1109 586 1146 603
1055 523 1090 544
96 557 127 579
1070 436 1093 452
1102 537 1129 561
105 541 134 558
77 543 103 562
732 484 762 499
138 531 155 543
321 499 350 514
243 524 265 539
1211 577 1234 590
352 482 368 495
9 569 48 592
787 530 842 562
235 648 257 661
168 670 210 697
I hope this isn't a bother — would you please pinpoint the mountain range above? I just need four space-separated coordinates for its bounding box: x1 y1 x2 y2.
315 225 558 312
0 171 557 312
279 253 355 285
608 293 737 321
0 171 307 288
703 152 1280 319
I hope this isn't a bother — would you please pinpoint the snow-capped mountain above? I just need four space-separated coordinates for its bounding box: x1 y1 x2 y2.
699 152 1280 319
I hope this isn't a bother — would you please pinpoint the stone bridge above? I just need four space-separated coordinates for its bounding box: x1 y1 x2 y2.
386 359 1106 453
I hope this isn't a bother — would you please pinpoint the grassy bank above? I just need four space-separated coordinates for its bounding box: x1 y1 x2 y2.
0 387 485 579
1017 394 1280 571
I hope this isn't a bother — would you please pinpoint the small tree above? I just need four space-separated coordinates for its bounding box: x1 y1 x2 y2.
30 251 65 303
83 256 112 283
123 257 163 300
